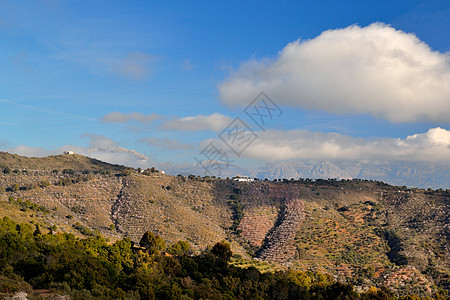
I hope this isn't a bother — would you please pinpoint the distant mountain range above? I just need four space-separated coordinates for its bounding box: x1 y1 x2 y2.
257 160 450 189
165 159 450 190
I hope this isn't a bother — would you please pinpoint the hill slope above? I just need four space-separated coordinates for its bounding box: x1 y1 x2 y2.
0 152 449 297
0 151 126 173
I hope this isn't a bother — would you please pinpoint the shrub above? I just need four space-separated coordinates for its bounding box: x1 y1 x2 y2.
11 183 20 192
39 180 50 188
3 166 11 174
62 169 75 175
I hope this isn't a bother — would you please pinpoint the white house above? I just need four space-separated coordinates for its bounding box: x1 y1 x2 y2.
233 176 254 182
63 151 74 155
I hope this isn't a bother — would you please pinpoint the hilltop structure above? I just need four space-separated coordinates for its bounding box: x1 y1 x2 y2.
233 176 254 182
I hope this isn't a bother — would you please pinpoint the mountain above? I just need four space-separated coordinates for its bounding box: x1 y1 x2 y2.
352 161 450 189
254 161 351 180
168 157 450 189
254 161 300 179
250 160 450 189
0 151 449 297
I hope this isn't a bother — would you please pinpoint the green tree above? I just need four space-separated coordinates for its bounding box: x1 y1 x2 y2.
139 231 166 255
212 241 232 262
159 255 181 277
168 240 193 256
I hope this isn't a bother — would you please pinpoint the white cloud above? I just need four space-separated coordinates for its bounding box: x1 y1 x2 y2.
161 113 233 132
101 111 161 123
81 133 118 148
406 127 450 146
138 137 193 150
219 23 450 123
5 145 50 158
82 147 151 168
209 127 450 163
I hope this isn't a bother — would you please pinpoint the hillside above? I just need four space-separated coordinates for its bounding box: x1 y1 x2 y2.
0 152 449 298
0 151 126 173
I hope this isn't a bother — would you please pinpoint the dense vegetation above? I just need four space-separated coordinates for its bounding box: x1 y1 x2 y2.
2 217 441 300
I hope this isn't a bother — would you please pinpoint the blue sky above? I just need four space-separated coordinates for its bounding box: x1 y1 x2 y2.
1 1 449 171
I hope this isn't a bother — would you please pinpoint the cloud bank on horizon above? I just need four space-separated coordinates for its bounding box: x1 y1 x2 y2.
7 127 450 167
219 23 450 123
207 127 450 163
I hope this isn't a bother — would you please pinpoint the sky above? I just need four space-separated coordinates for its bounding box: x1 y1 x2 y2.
1 0 449 174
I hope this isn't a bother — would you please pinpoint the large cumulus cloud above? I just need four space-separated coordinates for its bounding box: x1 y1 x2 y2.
219 23 450 122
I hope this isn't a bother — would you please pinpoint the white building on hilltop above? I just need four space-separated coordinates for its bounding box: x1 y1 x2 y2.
63 151 74 155
233 176 254 182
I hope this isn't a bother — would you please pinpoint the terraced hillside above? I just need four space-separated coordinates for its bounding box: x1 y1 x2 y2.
111 173 238 253
0 152 449 297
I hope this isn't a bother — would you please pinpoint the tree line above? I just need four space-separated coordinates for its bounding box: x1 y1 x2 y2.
0 217 445 299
